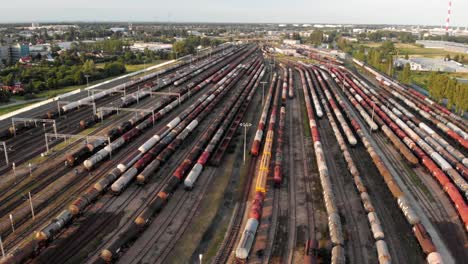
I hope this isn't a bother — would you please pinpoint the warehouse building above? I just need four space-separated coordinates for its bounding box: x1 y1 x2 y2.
395 57 468 73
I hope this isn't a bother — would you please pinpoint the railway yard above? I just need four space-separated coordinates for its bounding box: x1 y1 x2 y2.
0 42 466 264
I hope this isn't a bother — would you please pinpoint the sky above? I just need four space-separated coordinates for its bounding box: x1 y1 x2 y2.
1 0 468 26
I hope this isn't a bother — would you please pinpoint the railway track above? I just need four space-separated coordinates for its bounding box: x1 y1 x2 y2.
293 75 318 262
34 53 259 263
329 74 427 264
284 93 297 264
0 82 143 171
124 165 216 264
0 86 185 236
0 59 193 185
0 49 245 250
30 83 218 263
374 133 468 260
0 90 175 219
1 83 214 253
317 114 367 264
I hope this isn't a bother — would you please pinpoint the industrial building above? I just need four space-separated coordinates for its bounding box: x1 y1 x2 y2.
395 57 468 73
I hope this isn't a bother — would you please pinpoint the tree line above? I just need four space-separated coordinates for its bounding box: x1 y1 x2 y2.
172 35 223 58
428 73 467 115
0 58 126 98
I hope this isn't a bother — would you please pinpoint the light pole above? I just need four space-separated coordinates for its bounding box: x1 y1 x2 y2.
84 74 90 87
240 122 252 164
1 141 8 165
0 235 4 259
260 81 267 106
12 162 16 184
29 192 35 220
9 214 14 232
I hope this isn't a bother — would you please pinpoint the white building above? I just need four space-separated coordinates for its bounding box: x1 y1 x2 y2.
130 42 173 52
29 44 51 57
283 39 300 45
110 27 126 33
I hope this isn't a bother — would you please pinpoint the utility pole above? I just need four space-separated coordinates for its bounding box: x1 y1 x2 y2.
240 122 252 164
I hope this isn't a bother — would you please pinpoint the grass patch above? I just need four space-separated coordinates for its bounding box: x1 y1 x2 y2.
361 42 468 59
125 60 167 72
166 156 238 263
275 53 318 65
403 166 435 202
298 88 312 138
398 47 466 58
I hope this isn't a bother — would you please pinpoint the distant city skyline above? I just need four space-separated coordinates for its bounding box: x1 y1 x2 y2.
2 0 468 26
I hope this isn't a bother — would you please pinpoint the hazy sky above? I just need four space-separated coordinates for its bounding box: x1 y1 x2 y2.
2 0 468 26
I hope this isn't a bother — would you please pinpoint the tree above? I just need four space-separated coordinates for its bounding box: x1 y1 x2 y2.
380 41 395 55
82 60 96 75
404 53 409 60
74 70 85 84
386 55 394 76
401 63 411 84
3 73 14 86
309 30 323 45
0 89 10 103
46 78 57 89
104 62 126 76
172 41 186 56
